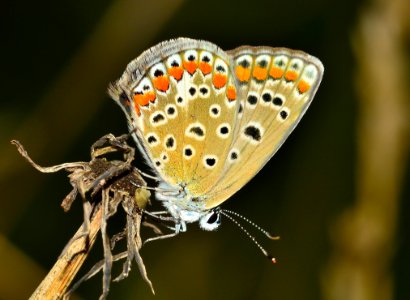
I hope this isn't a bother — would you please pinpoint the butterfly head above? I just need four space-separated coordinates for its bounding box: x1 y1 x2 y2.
199 208 222 231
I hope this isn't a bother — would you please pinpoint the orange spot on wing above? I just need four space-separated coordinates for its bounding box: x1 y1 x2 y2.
152 76 170 92
297 80 310 93
145 91 156 103
183 61 198 75
213 73 227 89
199 62 212 75
285 70 298 82
252 66 268 81
134 93 149 106
235 66 251 82
269 67 284 79
168 67 184 81
227 85 236 101
134 103 141 116
134 91 156 107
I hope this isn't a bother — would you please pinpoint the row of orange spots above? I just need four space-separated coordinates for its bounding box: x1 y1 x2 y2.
166 59 215 80
236 63 284 82
213 73 227 89
152 76 170 92
227 85 237 101
168 66 184 81
297 80 310 94
235 65 251 82
235 59 306 84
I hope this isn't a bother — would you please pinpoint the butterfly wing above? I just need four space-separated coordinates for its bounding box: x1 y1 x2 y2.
204 46 324 209
109 38 240 200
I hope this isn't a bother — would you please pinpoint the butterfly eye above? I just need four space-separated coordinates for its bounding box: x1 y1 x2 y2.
207 212 220 224
199 211 221 231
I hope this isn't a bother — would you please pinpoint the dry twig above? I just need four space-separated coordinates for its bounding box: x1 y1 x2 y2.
12 134 154 299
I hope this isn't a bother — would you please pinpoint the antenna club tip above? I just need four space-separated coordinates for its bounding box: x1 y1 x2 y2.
267 234 280 240
267 255 277 264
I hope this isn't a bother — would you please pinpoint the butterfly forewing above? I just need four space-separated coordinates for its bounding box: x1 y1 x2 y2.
109 38 240 196
204 47 324 209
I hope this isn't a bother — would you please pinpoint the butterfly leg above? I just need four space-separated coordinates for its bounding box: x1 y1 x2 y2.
143 221 185 245
143 232 179 245
135 168 161 181
146 210 170 215
143 210 176 221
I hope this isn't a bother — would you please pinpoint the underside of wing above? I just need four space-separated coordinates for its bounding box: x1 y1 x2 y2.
204 46 324 209
109 38 240 200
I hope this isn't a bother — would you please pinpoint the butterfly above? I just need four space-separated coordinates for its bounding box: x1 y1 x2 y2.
109 37 323 245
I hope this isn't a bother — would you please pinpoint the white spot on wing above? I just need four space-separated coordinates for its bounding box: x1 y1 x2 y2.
277 107 290 122
246 91 259 109
164 134 176 151
145 133 160 147
242 121 264 145
185 122 206 140
203 154 218 169
166 54 182 68
149 63 167 79
160 152 169 163
175 95 186 107
133 77 153 94
209 104 221 118
184 50 198 62
183 145 195 159
216 123 231 139
228 148 240 163
187 84 198 100
198 84 210 98
165 104 178 118
150 111 167 126
199 51 214 65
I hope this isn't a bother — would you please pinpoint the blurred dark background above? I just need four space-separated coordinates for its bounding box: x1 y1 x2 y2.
1 0 409 299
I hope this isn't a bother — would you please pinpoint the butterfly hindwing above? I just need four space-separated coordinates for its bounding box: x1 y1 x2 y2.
204 47 324 209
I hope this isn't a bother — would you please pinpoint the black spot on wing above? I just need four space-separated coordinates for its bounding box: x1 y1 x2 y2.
244 125 262 142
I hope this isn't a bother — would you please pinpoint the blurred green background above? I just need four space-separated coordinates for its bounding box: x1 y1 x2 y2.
1 0 409 299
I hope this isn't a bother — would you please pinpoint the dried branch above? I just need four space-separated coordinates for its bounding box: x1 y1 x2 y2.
29 204 103 300
12 134 154 299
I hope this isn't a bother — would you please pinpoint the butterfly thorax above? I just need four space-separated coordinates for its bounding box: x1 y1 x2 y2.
156 181 208 216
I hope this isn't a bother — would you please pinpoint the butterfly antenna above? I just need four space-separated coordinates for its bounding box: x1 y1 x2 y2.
220 210 277 264
222 209 280 240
